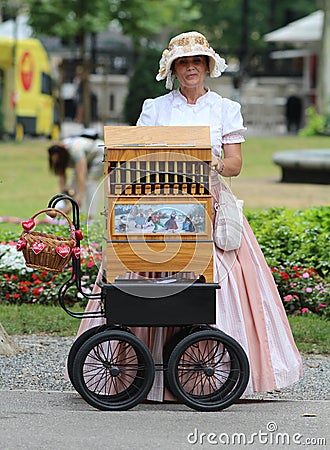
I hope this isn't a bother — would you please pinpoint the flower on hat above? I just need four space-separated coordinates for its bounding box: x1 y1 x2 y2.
156 31 227 89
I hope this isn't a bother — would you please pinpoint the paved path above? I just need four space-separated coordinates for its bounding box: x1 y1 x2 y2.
0 391 328 449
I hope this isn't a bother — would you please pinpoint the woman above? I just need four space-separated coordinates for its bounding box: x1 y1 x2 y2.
48 129 104 218
77 32 302 400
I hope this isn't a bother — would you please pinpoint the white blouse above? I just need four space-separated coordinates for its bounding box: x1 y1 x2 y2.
136 89 247 157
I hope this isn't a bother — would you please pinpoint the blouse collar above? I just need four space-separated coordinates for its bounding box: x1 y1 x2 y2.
172 88 211 107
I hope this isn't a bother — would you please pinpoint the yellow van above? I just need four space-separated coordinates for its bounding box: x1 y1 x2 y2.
0 37 60 140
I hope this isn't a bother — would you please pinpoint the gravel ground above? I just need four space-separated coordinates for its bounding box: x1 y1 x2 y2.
0 334 329 401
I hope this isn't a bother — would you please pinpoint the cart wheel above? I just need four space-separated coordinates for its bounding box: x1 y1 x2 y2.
67 324 107 390
166 329 250 411
72 329 155 411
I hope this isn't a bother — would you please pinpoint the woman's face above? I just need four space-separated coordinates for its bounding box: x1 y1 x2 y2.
173 55 209 90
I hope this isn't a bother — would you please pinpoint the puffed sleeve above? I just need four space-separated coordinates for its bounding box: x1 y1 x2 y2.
222 99 247 144
136 99 157 126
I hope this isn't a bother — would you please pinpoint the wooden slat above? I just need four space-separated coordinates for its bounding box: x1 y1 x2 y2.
106 241 214 282
104 126 211 148
107 149 211 162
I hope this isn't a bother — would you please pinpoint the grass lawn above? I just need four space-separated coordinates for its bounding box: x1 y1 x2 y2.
242 135 330 178
0 139 58 220
288 315 329 355
0 304 80 336
1 135 330 220
235 135 330 209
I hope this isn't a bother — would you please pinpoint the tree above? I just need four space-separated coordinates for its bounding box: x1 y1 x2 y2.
20 1 323 122
0 323 21 355
191 0 319 55
123 48 167 125
318 0 330 115
26 0 112 127
25 0 200 126
190 0 319 80
111 0 200 49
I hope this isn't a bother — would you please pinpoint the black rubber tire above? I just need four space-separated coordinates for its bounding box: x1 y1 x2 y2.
67 324 107 390
166 329 250 411
72 329 155 411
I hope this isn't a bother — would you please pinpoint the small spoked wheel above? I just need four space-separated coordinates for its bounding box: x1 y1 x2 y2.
165 329 250 411
72 329 155 411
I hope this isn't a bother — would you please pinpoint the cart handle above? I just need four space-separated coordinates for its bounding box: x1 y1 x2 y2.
48 194 80 229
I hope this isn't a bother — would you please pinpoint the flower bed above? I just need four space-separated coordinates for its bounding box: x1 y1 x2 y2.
0 240 100 307
271 265 329 318
0 238 329 318
0 207 329 318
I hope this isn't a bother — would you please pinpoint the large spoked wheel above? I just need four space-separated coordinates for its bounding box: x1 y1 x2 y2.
67 324 107 390
166 329 250 411
72 329 155 411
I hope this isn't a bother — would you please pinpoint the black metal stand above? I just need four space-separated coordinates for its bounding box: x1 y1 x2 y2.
48 194 103 319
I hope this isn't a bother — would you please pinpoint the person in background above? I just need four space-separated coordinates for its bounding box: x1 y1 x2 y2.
285 95 303 133
48 129 104 218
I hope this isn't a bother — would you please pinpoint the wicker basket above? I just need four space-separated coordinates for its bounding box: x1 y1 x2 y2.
19 208 76 272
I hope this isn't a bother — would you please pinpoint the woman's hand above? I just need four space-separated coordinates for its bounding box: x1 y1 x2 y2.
211 153 220 168
212 144 242 177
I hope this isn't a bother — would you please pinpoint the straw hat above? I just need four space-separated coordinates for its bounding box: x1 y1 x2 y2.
156 31 227 89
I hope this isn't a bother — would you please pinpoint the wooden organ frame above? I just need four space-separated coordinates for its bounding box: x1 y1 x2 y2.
103 126 214 283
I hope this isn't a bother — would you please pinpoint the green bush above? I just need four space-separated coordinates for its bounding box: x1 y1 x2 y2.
299 106 330 137
245 207 330 276
246 207 330 318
